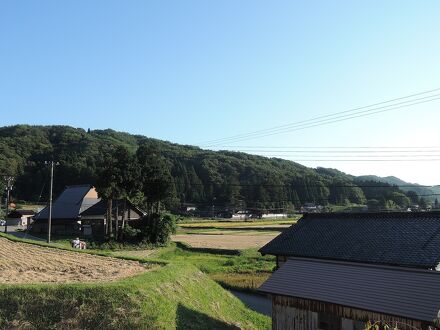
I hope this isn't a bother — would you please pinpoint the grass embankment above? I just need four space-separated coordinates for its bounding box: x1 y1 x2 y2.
116 242 275 293
0 263 269 329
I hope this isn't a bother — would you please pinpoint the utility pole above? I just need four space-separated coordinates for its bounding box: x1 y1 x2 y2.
211 196 216 218
3 176 14 234
45 161 59 243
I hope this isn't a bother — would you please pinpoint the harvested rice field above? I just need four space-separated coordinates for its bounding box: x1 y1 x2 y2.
171 233 280 250
0 237 148 284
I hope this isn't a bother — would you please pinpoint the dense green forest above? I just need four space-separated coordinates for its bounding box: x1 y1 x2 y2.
0 125 436 213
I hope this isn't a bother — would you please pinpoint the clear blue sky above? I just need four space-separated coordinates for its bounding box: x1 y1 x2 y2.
1 1 440 184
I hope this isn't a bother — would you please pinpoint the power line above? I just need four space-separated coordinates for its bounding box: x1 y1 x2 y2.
212 146 440 149
217 149 440 153
168 154 440 162
205 95 440 146
276 159 440 162
201 89 440 145
171 181 440 188
199 88 440 146
246 155 440 158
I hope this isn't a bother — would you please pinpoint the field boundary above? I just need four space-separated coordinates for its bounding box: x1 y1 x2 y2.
175 241 242 255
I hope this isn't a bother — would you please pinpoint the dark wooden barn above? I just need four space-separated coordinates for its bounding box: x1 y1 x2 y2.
259 212 440 330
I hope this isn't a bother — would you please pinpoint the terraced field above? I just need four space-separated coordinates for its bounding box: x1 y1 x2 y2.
0 237 147 284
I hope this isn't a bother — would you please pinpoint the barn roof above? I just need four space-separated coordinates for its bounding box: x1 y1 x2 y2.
259 212 440 269
35 185 99 220
259 257 440 323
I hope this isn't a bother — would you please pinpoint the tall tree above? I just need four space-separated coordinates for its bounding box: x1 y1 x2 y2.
136 143 175 214
95 145 139 238
406 191 419 204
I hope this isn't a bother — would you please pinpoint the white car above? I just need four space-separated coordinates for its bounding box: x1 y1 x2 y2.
0 220 5 226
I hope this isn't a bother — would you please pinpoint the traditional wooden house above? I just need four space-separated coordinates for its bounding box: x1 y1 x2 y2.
32 185 100 235
259 212 440 329
80 199 145 238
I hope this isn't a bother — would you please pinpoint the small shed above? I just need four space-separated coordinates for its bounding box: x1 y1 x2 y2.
6 210 35 226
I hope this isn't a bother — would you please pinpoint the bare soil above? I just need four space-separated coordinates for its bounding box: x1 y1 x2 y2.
172 233 280 249
0 237 148 284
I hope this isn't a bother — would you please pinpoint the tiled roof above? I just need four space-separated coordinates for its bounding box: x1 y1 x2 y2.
259 257 440 323
259 212 440 268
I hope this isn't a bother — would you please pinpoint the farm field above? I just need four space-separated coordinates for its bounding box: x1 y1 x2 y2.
173 217 293 249
0 237 148 284
0 234 270 329
179 217 298 229
172 233 279 249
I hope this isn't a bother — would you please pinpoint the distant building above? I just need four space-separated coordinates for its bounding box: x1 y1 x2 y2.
259 212 440 329
232 210 249 220
261 213 288 219
232 210 288 220
300 203 321 213
180 203 197 213
6 210 35 227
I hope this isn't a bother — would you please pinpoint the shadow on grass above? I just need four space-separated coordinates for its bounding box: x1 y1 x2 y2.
176 303 239 330
175 241 241 256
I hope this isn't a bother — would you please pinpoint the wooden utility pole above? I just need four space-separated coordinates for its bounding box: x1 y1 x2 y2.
45 161 59 243
3 176 14 234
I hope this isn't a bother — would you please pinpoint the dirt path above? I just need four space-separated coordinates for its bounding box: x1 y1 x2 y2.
0 237 148 284
172 233 280 249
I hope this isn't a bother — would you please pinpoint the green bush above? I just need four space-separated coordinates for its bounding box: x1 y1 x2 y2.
138 213 177 245
122 224 141 242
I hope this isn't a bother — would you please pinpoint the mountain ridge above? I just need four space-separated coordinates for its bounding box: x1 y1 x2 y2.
0 125 435 210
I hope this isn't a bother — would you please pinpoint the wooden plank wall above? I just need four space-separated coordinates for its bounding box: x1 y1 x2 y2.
272 295 426 330
273 300 318 330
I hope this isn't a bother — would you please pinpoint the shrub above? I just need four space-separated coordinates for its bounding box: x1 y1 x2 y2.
139 213 177 245
122 224 141 242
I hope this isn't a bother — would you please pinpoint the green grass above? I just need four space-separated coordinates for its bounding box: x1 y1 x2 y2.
151 243 275 274
111 242 276 292
0 264 269 329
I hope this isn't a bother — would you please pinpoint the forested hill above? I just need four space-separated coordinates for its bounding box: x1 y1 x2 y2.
0 125 434 211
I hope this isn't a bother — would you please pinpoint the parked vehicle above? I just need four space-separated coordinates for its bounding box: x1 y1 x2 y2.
0 219 6 226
